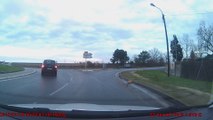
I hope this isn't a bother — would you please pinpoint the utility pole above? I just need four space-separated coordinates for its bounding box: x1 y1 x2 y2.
150 3 170 77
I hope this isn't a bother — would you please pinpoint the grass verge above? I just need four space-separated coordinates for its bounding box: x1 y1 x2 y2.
0 65 24 73
120 70 212 106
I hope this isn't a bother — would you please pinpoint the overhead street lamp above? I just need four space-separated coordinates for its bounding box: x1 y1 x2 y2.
150 3 170 77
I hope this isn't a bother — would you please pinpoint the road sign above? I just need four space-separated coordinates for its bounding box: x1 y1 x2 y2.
83 51 92 58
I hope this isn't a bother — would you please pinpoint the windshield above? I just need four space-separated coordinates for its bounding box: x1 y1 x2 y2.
0 0 213 114
44 60 56 65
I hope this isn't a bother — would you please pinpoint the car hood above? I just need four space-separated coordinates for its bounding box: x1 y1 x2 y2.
10 103 160 111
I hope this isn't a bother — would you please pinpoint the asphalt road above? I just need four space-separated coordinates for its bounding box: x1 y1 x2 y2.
0 67 175 108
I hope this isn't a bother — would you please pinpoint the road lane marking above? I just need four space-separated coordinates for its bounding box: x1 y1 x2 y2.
0 78 21 82
70 77 73 82
0 74 37 83
49 83 69 96
82 69 93 72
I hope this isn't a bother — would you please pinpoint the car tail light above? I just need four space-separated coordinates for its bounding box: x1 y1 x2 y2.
41 64 45 68
55 65 58 69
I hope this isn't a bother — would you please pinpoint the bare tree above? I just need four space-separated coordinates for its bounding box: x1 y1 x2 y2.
197 21 213 55
180 34 194 58
190 50 196 60
148 48 164 64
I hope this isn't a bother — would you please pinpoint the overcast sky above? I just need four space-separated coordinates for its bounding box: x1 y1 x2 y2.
0 0 213 63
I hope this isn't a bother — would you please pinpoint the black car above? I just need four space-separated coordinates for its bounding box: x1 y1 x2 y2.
41 59 57 76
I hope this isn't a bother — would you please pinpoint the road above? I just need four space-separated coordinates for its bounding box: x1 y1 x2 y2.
0 67 175 108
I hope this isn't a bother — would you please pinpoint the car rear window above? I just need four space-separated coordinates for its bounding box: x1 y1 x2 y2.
44 60 55 65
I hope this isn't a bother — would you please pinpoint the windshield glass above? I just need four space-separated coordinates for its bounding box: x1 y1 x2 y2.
0 0 213 112
44 60 56 65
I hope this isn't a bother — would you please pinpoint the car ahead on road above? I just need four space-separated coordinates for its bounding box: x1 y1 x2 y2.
41 59 57 76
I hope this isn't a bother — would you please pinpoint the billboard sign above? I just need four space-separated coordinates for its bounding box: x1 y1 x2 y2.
83 51 92 59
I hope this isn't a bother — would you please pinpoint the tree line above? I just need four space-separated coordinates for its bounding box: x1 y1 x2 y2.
110 20 213 67
110 48 166 67
110 34 184 66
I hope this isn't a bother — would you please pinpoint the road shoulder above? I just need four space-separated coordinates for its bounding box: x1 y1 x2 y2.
118 70 187 108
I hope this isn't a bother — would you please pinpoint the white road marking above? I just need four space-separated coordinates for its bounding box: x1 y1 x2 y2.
70 77 73 82
0 75 34 83
0 78 21 82
49 83 69 96
0 70 37 83
82 69 93 72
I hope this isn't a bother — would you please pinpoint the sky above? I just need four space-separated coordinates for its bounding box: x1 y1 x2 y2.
0 0 213 63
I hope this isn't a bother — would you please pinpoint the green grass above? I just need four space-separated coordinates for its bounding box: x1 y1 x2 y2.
120 70 212 106
135 70 212 93
0 65 24 73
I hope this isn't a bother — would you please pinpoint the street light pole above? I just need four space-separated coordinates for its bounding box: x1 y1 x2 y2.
150 3 170 77
163 14 171 77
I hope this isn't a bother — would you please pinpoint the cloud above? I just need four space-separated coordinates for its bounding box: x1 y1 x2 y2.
0 0 212 62
0 1 25 17
93 24 133 40
71 31 99 41
27 15 47 27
